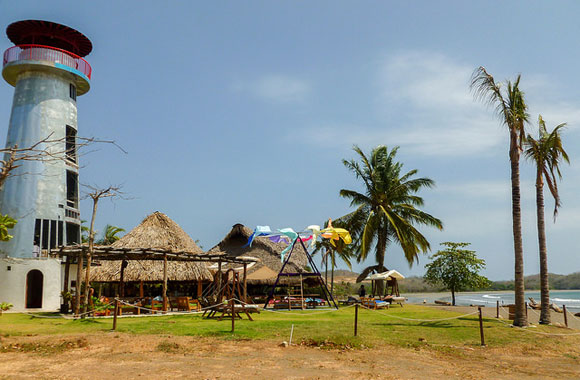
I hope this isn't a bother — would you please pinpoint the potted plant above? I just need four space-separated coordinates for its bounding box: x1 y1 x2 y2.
60 291 72 314
0 302 13 315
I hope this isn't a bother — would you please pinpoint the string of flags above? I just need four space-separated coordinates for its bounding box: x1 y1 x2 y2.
245 219 352 262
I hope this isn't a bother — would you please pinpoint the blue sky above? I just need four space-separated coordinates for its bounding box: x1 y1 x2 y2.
2 1 580 280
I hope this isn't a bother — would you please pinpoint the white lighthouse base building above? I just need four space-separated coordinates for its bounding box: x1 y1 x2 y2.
0 258 75 312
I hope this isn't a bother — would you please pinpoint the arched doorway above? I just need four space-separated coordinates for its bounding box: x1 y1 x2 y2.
26 270 43 308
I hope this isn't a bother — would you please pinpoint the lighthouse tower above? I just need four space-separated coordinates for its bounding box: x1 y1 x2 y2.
0 20 92 310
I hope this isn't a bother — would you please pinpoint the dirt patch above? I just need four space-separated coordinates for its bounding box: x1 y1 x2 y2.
0 333 579 379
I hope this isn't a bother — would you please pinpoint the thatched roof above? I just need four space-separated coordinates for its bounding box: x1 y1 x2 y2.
208 224 310 285
90 212 212 282
111 211 204 253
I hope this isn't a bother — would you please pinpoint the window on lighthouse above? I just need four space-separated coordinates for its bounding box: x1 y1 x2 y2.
66 171 79 209
69 84 77 101
65 125 76 163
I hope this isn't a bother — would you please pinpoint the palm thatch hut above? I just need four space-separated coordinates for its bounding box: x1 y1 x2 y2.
90 212 213 298
208 224 314 297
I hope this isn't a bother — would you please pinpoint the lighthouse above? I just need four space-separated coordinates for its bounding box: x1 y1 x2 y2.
0 20 92 310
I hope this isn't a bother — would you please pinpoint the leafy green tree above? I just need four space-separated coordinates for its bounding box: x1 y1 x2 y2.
424 242 490 306
339 145 443 295
96 224 125 245
80 220 89 244
0 214 17 241
524 115 569 324
471 67 530 326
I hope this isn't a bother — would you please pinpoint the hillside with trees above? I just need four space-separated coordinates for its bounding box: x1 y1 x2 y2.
332 271 580 294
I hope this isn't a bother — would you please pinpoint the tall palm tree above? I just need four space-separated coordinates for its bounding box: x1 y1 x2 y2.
525 115 569 324
471 67 530 326
339 145 443 295
96 224 125 245
311 220 354 295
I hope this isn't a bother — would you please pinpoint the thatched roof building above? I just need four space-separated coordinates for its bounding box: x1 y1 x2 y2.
91 212 213 282
208 223 310 284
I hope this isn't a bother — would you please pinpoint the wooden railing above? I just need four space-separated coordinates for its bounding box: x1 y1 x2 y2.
3 44 92 80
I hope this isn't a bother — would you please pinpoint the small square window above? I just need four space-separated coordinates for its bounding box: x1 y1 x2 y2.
69 84 77 101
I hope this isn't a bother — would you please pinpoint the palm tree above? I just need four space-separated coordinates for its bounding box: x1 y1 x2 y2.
96 224 125 245
339 145 443 295
311 220 354 296
471 67 530 326
525 115 569 324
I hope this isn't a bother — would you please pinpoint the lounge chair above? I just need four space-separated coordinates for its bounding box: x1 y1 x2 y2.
361 297 389 310
387 296 406 307
528 297 541 310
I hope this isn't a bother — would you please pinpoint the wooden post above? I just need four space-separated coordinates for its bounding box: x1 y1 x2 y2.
231 298 235 333
354 304 359 337
139 280 144 298
563 305 568 328
112 299 119 331
63 255 71 313
119 260 127 297
63 256 70 293
74 253 84 316
300 274 304 310
478 307 485 346
162 254 168 312
217 261 222 302
243 263 247 303
288 279 291 310
496 300 500 318
525 302 528 318
197 279 203 299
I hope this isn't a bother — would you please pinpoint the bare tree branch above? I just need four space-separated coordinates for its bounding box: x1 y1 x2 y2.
0 133 126 192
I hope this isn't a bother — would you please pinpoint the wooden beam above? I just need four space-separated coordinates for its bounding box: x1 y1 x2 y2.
139 280 144 298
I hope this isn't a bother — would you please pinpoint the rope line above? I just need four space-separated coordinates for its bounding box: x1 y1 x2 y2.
116 298 225 314
360 305 479 322
261 304 352 316
26 313 65 319
71 300 116 318
482 308 580 336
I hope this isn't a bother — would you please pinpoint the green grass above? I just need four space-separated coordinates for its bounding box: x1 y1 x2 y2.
1 305 578 350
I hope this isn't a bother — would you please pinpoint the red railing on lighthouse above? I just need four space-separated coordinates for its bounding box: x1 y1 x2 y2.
3 44 92 80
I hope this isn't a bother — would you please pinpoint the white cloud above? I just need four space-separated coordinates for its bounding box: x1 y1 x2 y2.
435 179 536 201
232 74 311 103
299 51 579 157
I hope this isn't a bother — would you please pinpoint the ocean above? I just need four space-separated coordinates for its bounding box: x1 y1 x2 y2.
407 290 580 310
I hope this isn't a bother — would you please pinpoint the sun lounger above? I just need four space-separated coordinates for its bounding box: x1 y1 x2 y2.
389 296 406 307
528 297 542 310
361 297 389 310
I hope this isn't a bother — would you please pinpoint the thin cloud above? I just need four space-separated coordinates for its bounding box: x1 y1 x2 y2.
232 74 311 103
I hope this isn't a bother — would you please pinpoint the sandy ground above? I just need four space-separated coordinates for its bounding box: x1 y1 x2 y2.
1 305 579 379
1 329 580 380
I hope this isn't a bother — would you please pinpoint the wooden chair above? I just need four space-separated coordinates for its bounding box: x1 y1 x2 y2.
176 297 201 312
151 300 164 313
